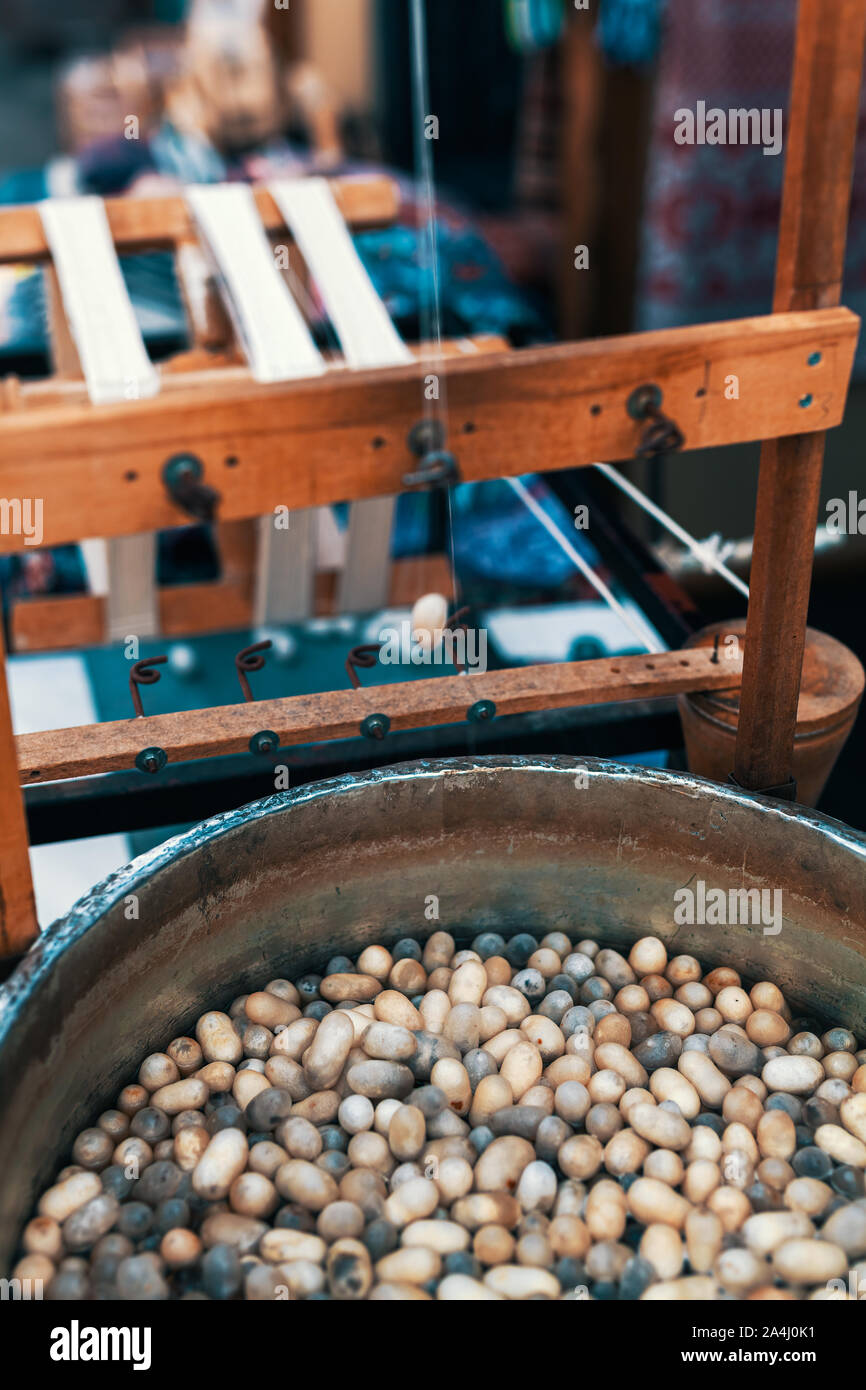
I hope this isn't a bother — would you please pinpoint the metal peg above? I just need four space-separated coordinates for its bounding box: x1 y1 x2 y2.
467 699 496 724
163 454 220 523
130 655 167 718
360 713 390 741
236 640 272 703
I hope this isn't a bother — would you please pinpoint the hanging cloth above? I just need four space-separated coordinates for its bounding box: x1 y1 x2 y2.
504 0 566 53
596 0 666 67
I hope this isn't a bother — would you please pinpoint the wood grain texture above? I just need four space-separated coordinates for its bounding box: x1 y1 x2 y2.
0 176 400 263
558 6 603 339
16 648 743 785
734 0 866 792
0 309 856 554
0 333 514 411
0 623 38 953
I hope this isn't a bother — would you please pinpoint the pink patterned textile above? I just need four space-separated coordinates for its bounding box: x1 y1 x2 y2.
635 0 866 371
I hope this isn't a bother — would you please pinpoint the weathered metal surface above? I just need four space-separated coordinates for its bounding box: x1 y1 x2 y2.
1 755 865 1271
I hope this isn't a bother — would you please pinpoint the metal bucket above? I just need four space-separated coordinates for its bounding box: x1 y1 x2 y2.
2 755 866 1273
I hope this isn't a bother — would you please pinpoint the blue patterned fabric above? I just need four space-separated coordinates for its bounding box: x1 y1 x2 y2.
634 0 866 377
597 0 666 67
0 142 559 606
355 222 547 342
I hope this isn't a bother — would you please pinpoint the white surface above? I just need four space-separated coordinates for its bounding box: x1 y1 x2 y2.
483 603 666 665
186 182 325 383
269 177 411 612
38 196 159 405
269 177 413 369
7 653 98 734
29 837 132 930
7 653 132 929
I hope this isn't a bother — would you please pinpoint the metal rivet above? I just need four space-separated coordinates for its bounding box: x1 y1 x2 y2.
467 699 496 724
163 453 204 486
360 713 390 741
135 746 167 775
249 730 279 756
626 384 663 420
408 418 446 457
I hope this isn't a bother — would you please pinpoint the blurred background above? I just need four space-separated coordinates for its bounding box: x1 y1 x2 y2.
1 0 865 926
2 0 865 540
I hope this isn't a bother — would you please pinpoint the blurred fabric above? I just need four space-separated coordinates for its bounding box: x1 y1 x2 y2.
634 0 866 374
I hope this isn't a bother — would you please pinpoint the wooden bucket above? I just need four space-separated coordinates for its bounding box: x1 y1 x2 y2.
678 621 864 806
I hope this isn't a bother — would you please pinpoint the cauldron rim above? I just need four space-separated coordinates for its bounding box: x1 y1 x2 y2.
2 753 865 1052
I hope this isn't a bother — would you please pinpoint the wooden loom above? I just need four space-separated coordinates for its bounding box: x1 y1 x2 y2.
0 0 864 959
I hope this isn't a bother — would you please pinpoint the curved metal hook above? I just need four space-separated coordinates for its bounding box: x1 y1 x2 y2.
626 384 685 460
129 655 167 718
346 643 384 690
235 640 272 703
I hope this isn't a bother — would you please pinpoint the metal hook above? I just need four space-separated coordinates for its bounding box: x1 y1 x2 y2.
403 450 460 489
345 643 384 691
626 384 685 459
163 454 221 524
234 642 281 756
236 640 272 703
130 655 167 718
445 604 471 673
403 417 460 489
344 644 390 740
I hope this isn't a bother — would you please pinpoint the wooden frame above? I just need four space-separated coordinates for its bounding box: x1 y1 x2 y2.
17 648 742 785
0 174 477 650
0 308 856 554
0 178 399 262
9 555 456 653
733 0 866 792
0 0 864 957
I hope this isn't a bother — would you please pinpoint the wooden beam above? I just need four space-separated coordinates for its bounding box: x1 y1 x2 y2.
0 309 856 554
1 334 512 410
0 622 38 953
734 0 866 794
558 4 603 339
8 556 456 652
0 176 400 263
16 647 743 785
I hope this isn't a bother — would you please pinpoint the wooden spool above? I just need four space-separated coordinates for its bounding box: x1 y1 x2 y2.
678 620 865 806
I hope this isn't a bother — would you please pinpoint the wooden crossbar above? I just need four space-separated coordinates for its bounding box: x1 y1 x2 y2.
0 176 400 261
0 307 856 555
16 648 743 786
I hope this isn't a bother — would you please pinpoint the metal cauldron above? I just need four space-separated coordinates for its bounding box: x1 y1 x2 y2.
2 755 866 1272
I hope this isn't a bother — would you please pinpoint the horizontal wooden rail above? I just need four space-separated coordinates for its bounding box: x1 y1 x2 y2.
0 176 400 262
0 309 856 555
8 555 455 653
16 648 743 784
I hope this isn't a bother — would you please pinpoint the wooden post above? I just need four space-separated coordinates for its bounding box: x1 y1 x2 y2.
733 0 866 794
558 6 603 340
0 621 37 955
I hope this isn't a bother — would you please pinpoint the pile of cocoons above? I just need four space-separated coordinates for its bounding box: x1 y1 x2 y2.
15 931 866 1301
